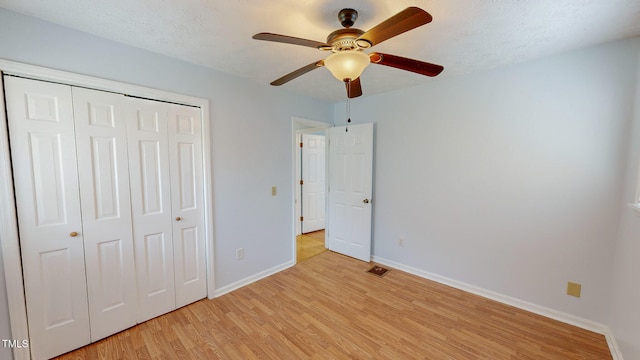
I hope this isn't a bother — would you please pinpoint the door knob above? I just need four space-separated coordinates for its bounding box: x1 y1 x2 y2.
363 199 370 204
70 232 78 237
176 217 182 221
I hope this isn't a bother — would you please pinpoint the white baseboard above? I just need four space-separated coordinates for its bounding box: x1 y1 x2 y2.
604 327 625 360
212 260 296 298
372 256 623 360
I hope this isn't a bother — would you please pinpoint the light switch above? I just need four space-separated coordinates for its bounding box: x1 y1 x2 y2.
272 186 277 196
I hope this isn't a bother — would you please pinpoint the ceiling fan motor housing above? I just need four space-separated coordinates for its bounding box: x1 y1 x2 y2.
327 9 372 52
327 28 366 51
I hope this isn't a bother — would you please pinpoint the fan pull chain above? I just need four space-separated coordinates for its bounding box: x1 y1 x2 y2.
346 79 351 132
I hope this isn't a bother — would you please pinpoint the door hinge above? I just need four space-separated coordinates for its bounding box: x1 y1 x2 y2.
300 142 303 148
300 179 304 185
300 216 304 221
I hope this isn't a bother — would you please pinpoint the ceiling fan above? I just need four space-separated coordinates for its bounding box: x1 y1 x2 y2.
253 7 444 99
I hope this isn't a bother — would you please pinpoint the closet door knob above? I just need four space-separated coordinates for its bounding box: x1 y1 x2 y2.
175 217 182 221
70 232 78 237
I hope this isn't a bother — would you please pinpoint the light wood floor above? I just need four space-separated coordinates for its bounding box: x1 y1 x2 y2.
296 229 327 263
55 251 612 359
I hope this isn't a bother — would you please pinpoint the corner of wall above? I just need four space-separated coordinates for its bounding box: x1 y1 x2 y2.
607 36 640 360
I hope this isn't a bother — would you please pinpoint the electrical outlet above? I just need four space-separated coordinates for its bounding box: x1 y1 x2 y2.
398 238 405 247
236 248 244 260
567 281 581 298
271 186 277 196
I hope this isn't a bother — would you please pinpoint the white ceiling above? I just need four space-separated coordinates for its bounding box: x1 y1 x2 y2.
1 0 640 102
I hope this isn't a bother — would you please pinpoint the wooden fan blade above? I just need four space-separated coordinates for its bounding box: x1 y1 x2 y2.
270 60 325 86
345 78 363 98
253 32 329 49
369 52 443 77
356 7 432 47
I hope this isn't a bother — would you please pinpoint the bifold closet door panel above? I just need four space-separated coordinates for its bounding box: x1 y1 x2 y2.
72 87 137 341
4 76 91 359
167 104 207 308
125 97 176 322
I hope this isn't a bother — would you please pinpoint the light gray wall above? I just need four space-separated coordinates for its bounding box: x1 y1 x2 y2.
335 37 640 325
0 8 332 359
609 45 640 358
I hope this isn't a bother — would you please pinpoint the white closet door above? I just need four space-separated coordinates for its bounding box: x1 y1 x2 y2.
167 104 207 308
4 76 91 359
301 133 326 233
72 87 137 340
125 97 176 322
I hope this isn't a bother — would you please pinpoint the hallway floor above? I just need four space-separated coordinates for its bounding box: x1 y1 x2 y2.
296 230 326 262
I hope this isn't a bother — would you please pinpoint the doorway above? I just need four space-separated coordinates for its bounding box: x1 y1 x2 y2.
292 117 331 263
291 118 375 264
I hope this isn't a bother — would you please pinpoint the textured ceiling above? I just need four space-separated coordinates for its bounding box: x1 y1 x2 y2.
1 0 640 102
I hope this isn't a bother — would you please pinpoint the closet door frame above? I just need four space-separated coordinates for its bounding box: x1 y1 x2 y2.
0 59 215 360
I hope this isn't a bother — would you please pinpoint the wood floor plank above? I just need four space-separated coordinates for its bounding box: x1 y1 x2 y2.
55 251 612 359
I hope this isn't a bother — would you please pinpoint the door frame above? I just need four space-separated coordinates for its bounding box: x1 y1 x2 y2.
291 117 331 261
0 59 215 360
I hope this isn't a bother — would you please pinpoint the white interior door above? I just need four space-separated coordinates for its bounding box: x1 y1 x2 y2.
4 76 91 359
125 97 176 322
328 123 374 262
72 87 138 341
301 133 326 233
167 103 207 308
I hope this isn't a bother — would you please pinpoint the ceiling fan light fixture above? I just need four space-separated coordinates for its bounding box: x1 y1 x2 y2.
253 7 442 98
324 50 370 81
